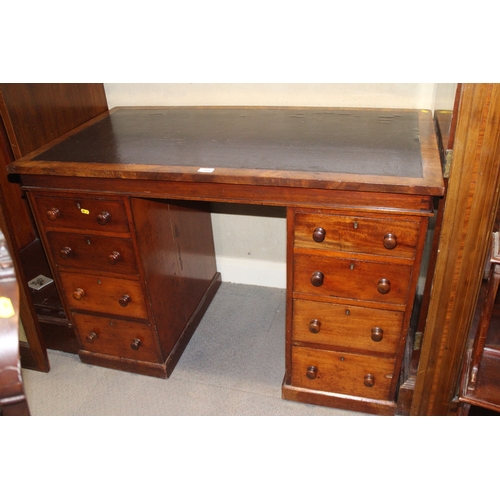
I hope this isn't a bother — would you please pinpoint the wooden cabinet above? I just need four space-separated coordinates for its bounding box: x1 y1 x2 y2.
0 84 108 370
29 191 220 377
283 207 429 415
410 84 500 415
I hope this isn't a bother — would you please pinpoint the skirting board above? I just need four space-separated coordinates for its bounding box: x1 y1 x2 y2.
216 256 286 289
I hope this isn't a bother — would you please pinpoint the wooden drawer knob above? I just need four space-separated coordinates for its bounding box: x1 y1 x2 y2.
371 327 384 342
364 374 375 387
96 211 112 225
309 319 321 334
108 251 122 265
377 278 391 294
60 246 73 259
86 331 98 343
130 338 142 350
383 233 397 250
312 227 326 243
119 294 131 307
306 365 318 380
73 288 85 300
311 271 324 287
46 208 61 221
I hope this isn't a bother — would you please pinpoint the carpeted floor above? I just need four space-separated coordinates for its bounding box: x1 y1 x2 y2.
21 282 368 416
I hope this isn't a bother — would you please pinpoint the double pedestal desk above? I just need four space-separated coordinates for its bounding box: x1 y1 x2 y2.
8 107 444 415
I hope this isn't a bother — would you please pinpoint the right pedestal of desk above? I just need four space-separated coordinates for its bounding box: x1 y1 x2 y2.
283 193 432 415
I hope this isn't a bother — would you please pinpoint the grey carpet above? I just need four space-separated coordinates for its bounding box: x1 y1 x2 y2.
21 282 368 416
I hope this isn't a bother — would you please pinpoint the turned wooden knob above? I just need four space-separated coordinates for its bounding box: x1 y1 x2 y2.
96 211 111 225
311 271 324 287
46 208 61 221
73 288 85 300
86 331 98 343
108 251 121 265
60 246 73 259
383 233 397 250
377 278 391 294
371 327 384 342
306 366 318 380
309 319 321 334
364 374 375 387
119 294 131 307
130 339 142 350
312 227 326 243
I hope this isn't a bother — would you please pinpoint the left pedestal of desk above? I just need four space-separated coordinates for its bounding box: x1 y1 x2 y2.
26 191 221 378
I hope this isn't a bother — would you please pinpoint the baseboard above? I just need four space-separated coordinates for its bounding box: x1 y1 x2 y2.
216 256 286 289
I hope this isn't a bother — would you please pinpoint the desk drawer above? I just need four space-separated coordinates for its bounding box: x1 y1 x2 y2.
73 313 159 363
294 213 419 259
291 346 395 400
31 194 130 234
46 232 138 275
59 271 148 320
293 253 413 305
292 299 403 354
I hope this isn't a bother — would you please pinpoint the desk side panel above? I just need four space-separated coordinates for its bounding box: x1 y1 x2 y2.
130 198 218 357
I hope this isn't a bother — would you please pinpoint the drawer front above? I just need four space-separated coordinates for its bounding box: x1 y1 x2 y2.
293 253 413 305
294 213 420 259
46 232 138 275
32 194 130 233
292 299 403 354
73 313 159 363
291 346 395 400
59 272 148 320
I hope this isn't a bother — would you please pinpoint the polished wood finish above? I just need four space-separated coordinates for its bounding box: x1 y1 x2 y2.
290 346 396 399
0 227 29 416
12 107 443 196
293 252 413 305
72 313 159 363
395 85 462 415
294 212 420 259
28 188 220 378
30 193 130 234
292 299 404 354
411 84 500 415
46 232 138 275
8 106 443 413
0 84 108 370
284 199 430 415
459 233 500 412
0 84 108 160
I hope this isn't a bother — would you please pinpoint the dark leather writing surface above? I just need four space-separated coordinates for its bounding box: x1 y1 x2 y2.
34 108 422 178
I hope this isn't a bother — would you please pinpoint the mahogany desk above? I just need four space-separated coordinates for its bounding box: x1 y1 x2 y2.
7 107 444 415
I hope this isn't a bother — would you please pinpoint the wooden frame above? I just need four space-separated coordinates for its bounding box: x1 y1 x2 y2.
411 83 500 415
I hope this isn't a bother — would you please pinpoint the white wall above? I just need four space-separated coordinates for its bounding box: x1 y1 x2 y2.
104 83 436 110
103 83 437 288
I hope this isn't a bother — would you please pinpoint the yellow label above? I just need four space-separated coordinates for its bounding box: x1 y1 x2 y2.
0 296 15 318
81 208 90 215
